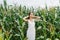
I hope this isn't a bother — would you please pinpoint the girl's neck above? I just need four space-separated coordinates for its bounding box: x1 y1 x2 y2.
29 17 33 21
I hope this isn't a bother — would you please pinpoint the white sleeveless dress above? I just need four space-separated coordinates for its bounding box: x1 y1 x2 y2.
27 19 35 40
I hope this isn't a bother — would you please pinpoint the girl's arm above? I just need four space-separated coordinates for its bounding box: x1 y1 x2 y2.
23 16 29 22
33 16 41 21
33 16 40 19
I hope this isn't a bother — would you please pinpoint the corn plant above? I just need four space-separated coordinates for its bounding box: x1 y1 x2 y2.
0 0 60 40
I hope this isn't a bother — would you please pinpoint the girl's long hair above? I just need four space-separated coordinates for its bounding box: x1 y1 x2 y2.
27 12 31 19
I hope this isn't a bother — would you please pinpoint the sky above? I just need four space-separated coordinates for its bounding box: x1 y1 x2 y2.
0 0 60 8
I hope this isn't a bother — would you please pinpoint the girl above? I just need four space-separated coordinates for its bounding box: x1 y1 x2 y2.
23 12 40 40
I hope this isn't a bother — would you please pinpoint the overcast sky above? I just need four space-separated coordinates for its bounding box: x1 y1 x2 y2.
0 0 60 8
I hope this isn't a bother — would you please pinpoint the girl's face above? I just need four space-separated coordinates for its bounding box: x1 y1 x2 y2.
30 13 34 18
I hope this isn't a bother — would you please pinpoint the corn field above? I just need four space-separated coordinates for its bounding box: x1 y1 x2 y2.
0 0 60 40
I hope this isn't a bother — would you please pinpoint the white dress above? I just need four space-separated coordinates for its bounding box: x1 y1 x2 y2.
27 19 35 40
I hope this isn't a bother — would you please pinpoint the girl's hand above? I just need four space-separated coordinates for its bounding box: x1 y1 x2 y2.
23 16 29 22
